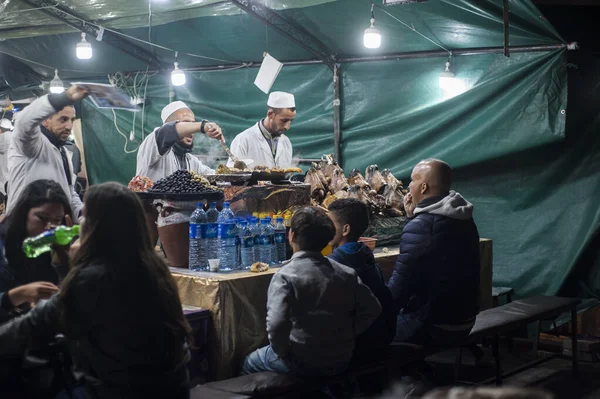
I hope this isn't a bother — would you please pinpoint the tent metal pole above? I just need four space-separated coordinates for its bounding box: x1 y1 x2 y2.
230 0 336 70
503 0 510 57
178 44 568 72
333 64 342 166
337 44 567 63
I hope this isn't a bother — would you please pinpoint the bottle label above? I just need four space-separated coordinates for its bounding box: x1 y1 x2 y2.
198 224 208 239
218 223 237 239
242 237 254 248
274 232 286 244
260 235 273 246
205 223 218 239
189 223 198 239
254 235 260 246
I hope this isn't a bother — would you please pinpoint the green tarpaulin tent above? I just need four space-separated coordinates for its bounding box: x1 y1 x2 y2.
0 0 598 301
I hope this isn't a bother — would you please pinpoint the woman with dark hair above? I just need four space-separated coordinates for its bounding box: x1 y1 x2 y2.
0 179 72 321
0 182 192 398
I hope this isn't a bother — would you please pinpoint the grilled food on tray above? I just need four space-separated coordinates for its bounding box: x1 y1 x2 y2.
216 164 248 174
305 154 406 217
284 167 303 174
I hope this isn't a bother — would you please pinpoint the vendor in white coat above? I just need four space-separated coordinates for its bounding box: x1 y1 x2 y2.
228 92 296 168
7 85 87 218
136 101 223 181
0 118 13 198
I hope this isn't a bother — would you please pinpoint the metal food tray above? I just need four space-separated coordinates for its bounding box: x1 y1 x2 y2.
136 191 224 201
204 173 252 184
251 171 292 181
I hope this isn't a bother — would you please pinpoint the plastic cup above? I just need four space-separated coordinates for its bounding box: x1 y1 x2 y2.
208 259 220 272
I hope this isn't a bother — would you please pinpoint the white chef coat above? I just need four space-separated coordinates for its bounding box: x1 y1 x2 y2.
0 131 11 196
136 128 214 182
228 121 293 168
7 95 82 218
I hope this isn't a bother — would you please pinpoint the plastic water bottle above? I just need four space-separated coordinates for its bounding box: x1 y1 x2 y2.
205 202 219 261
273 217 287 263
217 202 237 272
235 218 243 268
239 220 254 270
250 217 261 263
189 202 208 271
259 218 275 264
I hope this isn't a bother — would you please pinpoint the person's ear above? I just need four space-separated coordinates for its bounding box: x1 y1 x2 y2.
342 224 351 237
288 229 295 244
421 182 428 195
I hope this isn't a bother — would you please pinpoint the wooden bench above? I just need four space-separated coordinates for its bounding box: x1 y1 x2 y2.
197 343 425 397
196 296 581 396
454 295 581 385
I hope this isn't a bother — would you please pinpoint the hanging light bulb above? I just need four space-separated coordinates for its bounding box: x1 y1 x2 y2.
363 4 381 49
171 56 186 86
49 69 65 94
439 59 456 90
76 32 92 60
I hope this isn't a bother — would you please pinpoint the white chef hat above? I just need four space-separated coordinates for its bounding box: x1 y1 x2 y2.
161 101 191 124
0 118 13 131
267 91 295 109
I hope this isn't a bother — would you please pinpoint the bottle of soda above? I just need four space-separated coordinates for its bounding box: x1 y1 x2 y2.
23 225 80 258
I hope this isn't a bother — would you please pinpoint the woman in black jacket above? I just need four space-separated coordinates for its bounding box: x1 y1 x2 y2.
0 182 192 399
0 179 71 322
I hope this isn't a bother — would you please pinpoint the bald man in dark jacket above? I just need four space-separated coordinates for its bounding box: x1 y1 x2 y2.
388 159 480 345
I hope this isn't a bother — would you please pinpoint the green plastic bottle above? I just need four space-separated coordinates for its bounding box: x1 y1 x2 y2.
22 225 80 258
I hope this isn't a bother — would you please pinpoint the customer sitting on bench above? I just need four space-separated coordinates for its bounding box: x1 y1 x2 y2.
327 198 396 363
389 159 480 345
241 206 382 377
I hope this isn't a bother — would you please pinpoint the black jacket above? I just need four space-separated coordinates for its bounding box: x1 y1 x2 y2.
0 262 190 399
329 243 396 358
387 192 480 326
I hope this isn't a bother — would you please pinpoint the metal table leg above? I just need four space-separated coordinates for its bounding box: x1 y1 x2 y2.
571 307 578 375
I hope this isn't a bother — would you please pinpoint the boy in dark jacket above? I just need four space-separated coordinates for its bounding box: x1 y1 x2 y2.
328 199 396 362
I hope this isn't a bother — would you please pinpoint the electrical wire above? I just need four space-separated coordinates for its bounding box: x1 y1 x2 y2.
371 1 452 55
111 109 139 153
0 49 88 73
58 11 241 64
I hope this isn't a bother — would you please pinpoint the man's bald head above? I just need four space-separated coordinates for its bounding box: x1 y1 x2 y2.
418 158 452 195
408 159 452 205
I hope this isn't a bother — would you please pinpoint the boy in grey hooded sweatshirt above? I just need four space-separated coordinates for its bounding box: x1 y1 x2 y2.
241 206 382 377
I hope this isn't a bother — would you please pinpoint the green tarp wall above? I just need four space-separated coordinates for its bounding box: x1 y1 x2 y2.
2 0 599 301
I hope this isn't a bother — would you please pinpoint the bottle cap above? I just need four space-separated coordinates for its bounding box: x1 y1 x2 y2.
223 202 230 207
210 202 217 207
276 217 283 223
196 202 203 208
